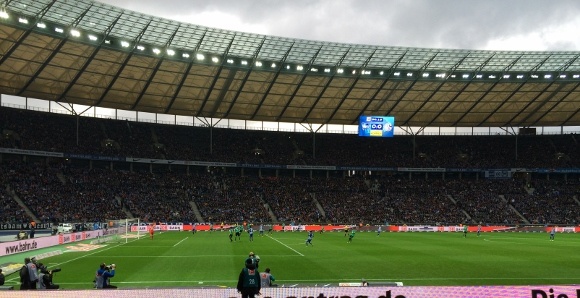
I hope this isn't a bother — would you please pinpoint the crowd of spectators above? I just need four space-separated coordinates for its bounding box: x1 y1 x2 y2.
0 106 579 227
1 161 127 223
0 184 28 224
1 106 579 168
1 159 578 226
507 179 580 225
448 179 523 224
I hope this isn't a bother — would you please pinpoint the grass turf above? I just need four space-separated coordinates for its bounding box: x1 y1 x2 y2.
16 230 580 289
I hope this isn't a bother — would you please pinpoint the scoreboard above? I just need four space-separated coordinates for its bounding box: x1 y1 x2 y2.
358 116 395 137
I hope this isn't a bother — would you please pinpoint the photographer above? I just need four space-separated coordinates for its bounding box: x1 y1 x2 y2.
95 263 117 289
37 263 60 290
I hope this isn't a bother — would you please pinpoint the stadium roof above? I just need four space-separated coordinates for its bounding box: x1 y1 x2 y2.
0 0 578 128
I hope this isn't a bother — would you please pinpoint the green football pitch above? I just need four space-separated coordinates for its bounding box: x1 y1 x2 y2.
6 230 580 289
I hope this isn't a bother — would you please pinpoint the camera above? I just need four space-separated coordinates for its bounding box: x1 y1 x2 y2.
39 263 62 274
37 263 60 289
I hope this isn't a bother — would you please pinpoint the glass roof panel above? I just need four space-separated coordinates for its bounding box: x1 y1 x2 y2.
6 0 580 73
76 3 123 33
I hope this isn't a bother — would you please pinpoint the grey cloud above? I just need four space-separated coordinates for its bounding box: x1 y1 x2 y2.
96 0 580 50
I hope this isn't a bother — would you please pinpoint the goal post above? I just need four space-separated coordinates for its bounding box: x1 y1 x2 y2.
103 218 141 243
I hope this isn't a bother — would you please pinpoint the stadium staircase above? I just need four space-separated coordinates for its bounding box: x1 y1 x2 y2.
447 195 472 222
310 194 326 219
116 196 135 219
6 185 40 223
56 172 67 185
99 122 108 139
499 195 531 224
189 201 205 223
151 127 159 144
263 202 277 222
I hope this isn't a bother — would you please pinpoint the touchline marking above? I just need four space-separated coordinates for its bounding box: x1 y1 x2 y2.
173 237 188 247
80 255 301 258
267 235 304 256
117 245 173 248
15 276 580 286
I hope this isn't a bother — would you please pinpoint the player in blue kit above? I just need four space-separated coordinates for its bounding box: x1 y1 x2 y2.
248 226 254 242
305 231 314 246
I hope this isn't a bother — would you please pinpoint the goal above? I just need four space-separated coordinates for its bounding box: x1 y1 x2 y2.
101 218 141 243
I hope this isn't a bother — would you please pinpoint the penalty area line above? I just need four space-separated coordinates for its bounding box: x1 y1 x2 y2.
267 235 304 256
173 237 188 247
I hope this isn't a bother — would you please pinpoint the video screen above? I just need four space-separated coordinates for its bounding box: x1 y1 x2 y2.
358 116 395 137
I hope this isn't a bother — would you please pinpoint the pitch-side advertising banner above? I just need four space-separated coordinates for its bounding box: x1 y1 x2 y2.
2 285 580 298
132 224 580 233
0 229 118 257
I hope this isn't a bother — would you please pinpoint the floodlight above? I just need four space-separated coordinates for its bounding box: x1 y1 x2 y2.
531 74 539 78
55 27 64 33
166 49 175 56
436 73 445 78
211 57 219 63
559 74 566 79
36 23 46 28
255 61 262 67
311 68 318 72
105 40 111 44
462 74 469 79
226 59 234 64
241 60 248 65
422 73 429 78
337 68 344 74
0 10 8 19
488 75 496 79
393 72 400 76
379 71 384 75
476 74 483 79
88 35 98 41
503 74 510 79
324 68 331 73
271 63 276 68
137 45 145 51
182 53 190 58
70 29 80 37
407 72 413 77
196 53 205 60
362 70 371 75
18 17 28 24
297 65 303 71
573 74 579 79
120 41 130 48
544 74 551 79
516 75 524 79
152 48 161 55
286 65 290 69
351 70 356 74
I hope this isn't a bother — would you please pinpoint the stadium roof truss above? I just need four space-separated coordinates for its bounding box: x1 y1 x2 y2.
0 0 579 128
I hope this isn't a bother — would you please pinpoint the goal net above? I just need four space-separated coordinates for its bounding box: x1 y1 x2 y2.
98 218 141 244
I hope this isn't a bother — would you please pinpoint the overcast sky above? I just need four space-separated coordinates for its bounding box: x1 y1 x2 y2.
95 0 580 51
